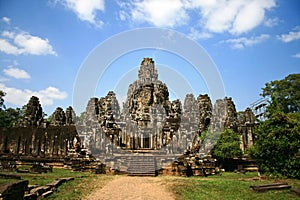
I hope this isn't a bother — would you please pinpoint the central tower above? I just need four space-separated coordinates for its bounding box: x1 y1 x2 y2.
138 58 158 84
120 58 181 150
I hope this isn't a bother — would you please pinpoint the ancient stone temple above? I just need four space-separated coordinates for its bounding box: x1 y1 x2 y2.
78 58 257 155
0 96 81 158
119 58 181 150
238 108 256 151
18 96 43 127
50 107 66 126
0 57 259 176
90 58 182 151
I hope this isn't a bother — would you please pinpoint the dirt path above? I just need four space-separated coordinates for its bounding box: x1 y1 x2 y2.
84 176 175 200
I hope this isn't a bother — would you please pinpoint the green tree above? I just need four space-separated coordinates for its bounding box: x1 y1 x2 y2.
249 112 300 178
0 107 22 127
251 73 300 178
212 129 242 162
0 90 23 127
262 73 300 114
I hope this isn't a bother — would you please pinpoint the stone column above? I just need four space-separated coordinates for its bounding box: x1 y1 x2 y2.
150 134 153 149
141 134 143 148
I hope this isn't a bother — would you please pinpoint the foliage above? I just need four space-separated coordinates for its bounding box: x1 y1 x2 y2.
77 112 86 124
201 130 220 146
249 112 300 178
261 73 300 114
253 74 300 178
211 129 243 162
0 107 22 127
0 90 23 127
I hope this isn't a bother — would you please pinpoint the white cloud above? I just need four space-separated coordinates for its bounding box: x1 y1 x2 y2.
278 28 300 42
0 83 67 106
0 39 22 55
264 17 279 27
3 67 31 79
57 0 105 27
2 31 15 38
220 34 270 49
196 0 276 35
14 32 57 55
0 77 9 82
120 0 276 34
121 0 189 27
2 17 11 24
0 31 57 56
293 53 300 58
188 28 212 40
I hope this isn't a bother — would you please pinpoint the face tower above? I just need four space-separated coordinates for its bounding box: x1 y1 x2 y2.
120 58 181 150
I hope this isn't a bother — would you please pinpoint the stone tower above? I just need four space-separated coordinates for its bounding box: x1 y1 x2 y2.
119 58 181 150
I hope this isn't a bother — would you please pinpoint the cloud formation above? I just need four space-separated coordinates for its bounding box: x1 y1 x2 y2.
120 0 276 35
1 17 11 24
57 0 105 27
220 34 270 49
278 27 300 42
120 0 189 27
188 28 212 40
264 17 279 27
0 31 57 56
293 52 300 58
3 67 31 79
0 83 67 106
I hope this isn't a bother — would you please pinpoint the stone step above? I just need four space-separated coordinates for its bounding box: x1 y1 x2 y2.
250 183 291 192
127 156 157 176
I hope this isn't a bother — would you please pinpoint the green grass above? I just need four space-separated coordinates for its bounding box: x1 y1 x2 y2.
47 174 114 200
0 167 114 200
168 172 300 200
1 169 299 200
15 167 90 186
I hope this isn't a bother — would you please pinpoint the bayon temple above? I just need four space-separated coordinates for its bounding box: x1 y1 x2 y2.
0 58 257 175
76 58 255 154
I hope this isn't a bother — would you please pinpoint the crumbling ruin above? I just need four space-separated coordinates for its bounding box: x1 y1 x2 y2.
0 96 97 173
17 96 43 127
73 58 257 175
78 58 255 154
0 57 257 176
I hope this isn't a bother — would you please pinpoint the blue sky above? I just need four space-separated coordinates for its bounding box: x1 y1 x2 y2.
0 0 299 116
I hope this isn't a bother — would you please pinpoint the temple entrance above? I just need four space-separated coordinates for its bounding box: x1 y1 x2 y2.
97 58 181 151
144 137 150 149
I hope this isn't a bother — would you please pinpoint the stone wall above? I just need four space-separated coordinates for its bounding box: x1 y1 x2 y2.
0 126 80 158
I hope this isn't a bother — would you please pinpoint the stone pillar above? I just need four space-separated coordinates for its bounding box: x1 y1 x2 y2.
150 134 153 149
141 134 143 148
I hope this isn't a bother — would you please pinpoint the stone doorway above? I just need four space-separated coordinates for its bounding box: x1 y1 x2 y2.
143 137 150 149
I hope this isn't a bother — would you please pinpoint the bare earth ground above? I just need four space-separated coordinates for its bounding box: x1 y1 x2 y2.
84 176 176 200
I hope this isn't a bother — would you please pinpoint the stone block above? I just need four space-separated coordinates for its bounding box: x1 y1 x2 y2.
0 180 28 200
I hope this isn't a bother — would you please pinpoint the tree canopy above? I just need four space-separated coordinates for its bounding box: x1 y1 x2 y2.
0 90 23 127
212 129 243 162
250 73 300 178
250 112 300 178
262 73 300 114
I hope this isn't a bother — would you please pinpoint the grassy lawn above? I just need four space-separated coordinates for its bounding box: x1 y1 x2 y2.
167 172 300 200
1 169 299 199
0 167 114 200
47 172 114 200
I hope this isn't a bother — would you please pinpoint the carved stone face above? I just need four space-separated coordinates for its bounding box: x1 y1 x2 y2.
139 87 152 106
172 102 178 111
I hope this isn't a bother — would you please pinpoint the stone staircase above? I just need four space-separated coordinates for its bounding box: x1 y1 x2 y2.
128 156 157 176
